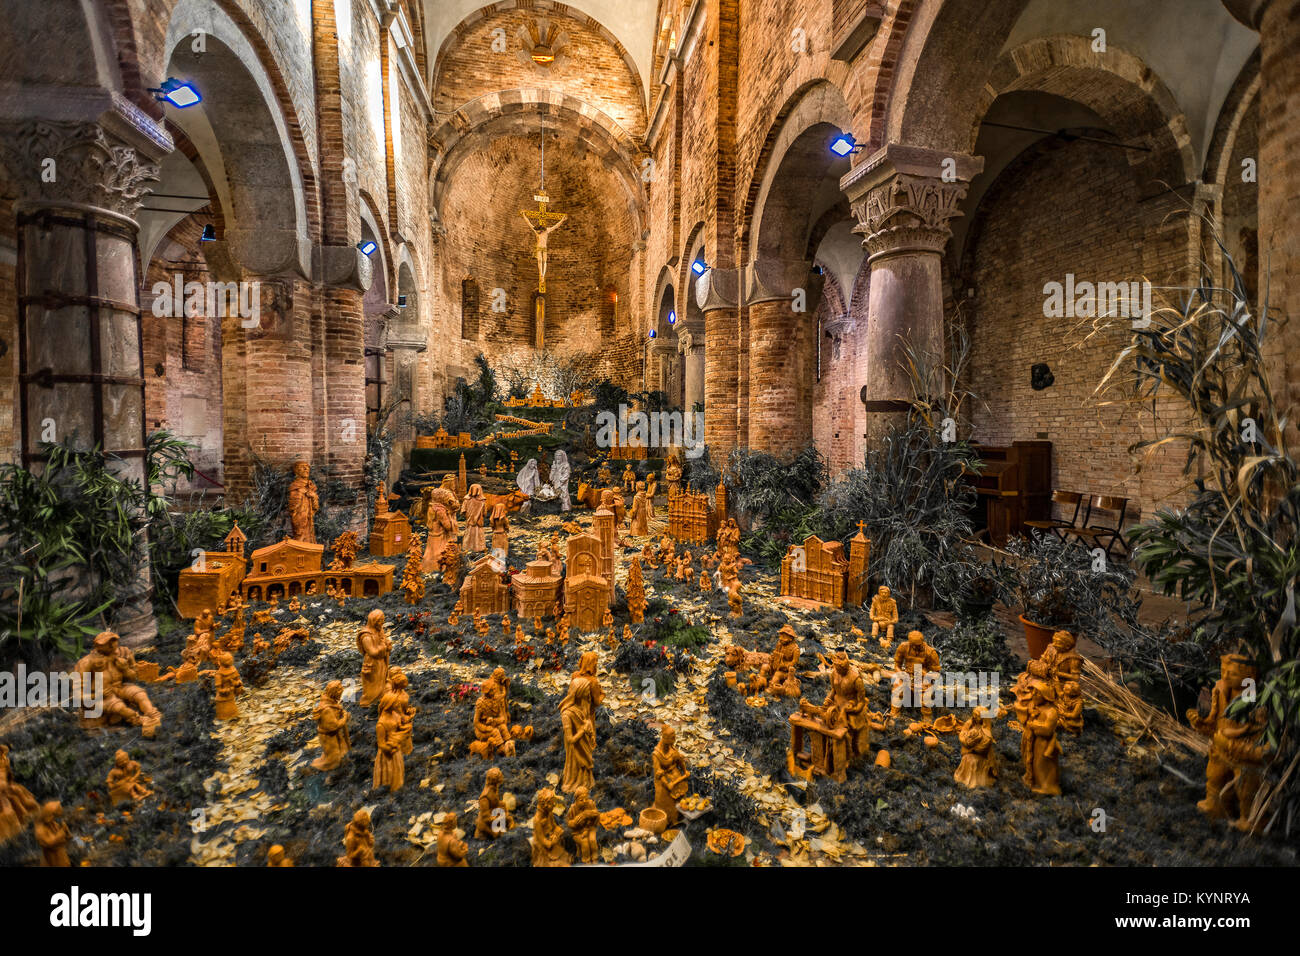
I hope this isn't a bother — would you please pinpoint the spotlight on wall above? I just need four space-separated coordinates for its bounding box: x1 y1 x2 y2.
357 240 378 257
397 294 408 308
829 132 862 157
151 78 202 108
668 311 677 325
648 329 657 339
691 258 708 275
200 224 216 242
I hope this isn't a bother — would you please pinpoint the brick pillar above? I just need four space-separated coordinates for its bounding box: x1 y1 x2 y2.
1258 0 1300 413
843 145 982 446
744 259 822 459
696 267 740 456
0 114 170 644
324 284 367 511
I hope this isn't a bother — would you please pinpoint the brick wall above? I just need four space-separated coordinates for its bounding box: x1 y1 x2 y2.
962 135 1191 518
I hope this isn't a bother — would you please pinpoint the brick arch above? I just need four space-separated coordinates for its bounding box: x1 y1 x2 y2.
358 189 397 299
739 79 853 259
429 91 646 233
432 0 647 111
678 220 707 318
1204 50 1261 196
163 0 316 275
977 36 1197 189
653 264 677 336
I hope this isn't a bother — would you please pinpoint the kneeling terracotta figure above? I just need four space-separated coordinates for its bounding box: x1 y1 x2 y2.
567 786 601 863
954 707 998 789
106 750 153 806
437 812 469 867
337 809 379 867
530 789 571 867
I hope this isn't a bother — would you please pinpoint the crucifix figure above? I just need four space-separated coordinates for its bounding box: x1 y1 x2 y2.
521 192 567 348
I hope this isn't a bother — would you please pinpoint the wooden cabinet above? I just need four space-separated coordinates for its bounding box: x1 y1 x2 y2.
967 441 1052 546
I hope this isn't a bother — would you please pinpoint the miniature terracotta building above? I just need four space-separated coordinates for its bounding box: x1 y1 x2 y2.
242 538 393 603
779 533 868 609
593 500 616 581
176 523 249 619
846 523 871 606
512 559 562 621
564 533 610 632
460 555 511 616
667 489 718 545
369 486 412 558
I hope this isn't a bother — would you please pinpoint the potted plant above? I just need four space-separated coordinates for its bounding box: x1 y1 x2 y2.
1002 532 1136 659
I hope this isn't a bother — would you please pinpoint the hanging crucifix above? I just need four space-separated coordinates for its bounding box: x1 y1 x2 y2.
520 122 567 349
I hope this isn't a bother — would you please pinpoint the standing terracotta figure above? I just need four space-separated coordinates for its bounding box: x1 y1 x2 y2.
421 487 460 573
1021 681 1062 796
764 624 801 698
870 586 899 646
195 607 216 641
1188 653 1271 827
727 584 744 620
461 484 488 552
337 809 378 867
489 500 510 557
207 651 243 720
530 789 571 867
1042 630 1083 687
664 456 683 499
645 472 658 510
475 767 514 839
312 680 352 771
106 750 153 806
824 651 870 760
74 631 162 737
357 609 391 707
34 802 71 867
373 674 414 792
437 812 469 867
891 630 942 719
629 481 649 535
954 707 998 788
0 743 38 844
652 724 690 827
559 652 604 793
287 461 320 543
566 786 600 863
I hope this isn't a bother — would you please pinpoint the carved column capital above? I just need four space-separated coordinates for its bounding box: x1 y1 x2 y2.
0 119 162 219
694 266 740 312
842 144 982 261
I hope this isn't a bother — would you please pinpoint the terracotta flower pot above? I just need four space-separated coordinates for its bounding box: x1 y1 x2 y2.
1019 614 1055 660
639 807 667 835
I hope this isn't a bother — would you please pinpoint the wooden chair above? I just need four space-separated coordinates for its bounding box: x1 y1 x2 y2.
1069 495 1130 557
1024 491 1088 542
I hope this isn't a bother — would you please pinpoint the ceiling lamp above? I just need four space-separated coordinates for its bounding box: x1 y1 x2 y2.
151 78 201 108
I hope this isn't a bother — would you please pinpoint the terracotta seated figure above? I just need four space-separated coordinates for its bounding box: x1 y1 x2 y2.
954 707 998 788
530 789 571 867
74 631 162 737
566 786 601 863
870 586 899 646
652 725 690 827
437 813 469 867
106 749 153 806
474 767 515 840
337 809 378 867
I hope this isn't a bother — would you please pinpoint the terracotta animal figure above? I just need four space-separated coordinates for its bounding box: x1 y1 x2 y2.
483 489 530 514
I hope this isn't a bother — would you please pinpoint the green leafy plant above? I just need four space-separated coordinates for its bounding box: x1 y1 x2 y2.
1095 247 1300 832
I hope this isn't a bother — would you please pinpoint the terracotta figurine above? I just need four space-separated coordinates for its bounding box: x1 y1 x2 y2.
653 724 690 827
312 680 352 771
34 802 71 867
891 630 941 719
436 812 469 867
106 749 153 806
287 461 319 543
1188 653 1271 828
74 631 163 737
870 586 899 646
1021 680 1062 796
461 484 488 552
357 609 391 707
266 845 294 867
629 481 649 535
567 786 601 863
0 743 38 844
560 652 604 793
954 707 998 788
374 670 415 792
530 789 571 867
824 650 870 760
421 487 460 573
474 767 514 839
337 809 378 867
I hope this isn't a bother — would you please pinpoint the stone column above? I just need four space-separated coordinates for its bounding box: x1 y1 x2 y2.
744 258 823 459
0 110 171 644
319 244 374 527
842 144 982 446
695 267 740 456
680 328 705 411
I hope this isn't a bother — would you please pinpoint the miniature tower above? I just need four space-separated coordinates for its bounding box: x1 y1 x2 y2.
457 453 468 498
715 481 727 525
847 522 871 606
593 496 616 581
224 522 248 558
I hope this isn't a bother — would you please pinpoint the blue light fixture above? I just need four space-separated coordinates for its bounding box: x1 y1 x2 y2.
830 132 860 157
648 329 657 339
152 78 202 108
357 240 377 257
691 258 707 275
200 224 216 242
668 311 677 325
